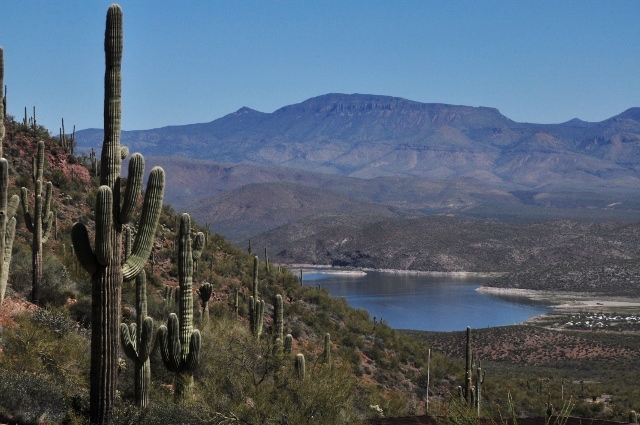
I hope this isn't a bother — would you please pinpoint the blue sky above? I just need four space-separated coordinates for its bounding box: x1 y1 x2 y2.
1 0 639 133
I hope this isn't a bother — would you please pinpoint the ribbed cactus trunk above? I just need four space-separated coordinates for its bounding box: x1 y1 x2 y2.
157 214 204 402
274 294 283 342
0 47 18 309
0 159 18 307
0 47 4 157
72 6 165 423
21 141 53 305
323 333 331 365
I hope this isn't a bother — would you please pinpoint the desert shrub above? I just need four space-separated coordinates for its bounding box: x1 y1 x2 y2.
40 253 75 307
0 372 73 424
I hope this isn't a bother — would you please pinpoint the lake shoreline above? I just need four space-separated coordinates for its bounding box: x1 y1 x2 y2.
287 264 505 278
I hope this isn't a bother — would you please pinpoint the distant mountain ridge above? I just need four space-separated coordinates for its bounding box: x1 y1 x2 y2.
76 94 640 190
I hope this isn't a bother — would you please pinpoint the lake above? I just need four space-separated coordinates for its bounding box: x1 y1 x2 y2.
303 270 550 332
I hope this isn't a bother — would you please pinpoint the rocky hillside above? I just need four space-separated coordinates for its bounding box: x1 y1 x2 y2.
252 216 640 296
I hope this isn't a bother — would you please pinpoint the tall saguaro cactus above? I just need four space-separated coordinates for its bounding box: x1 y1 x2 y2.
71 5 165 423
21 140 53 305
0 47 4 157
465 326 473 405
0 47 17 308
157 213 203 400
0 160 18 307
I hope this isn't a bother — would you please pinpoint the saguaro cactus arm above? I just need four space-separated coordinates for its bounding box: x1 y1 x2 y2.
119 153 144 224
122 167 165 281
71 223 99 275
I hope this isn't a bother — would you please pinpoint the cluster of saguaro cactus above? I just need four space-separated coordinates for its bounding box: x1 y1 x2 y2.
198 282 213 325
21 140 53 305
164 284 178 308
120 225 153 407
59 118 75 154
460 326 487 415
71 5 165 423
249 256 265 337
157 213 204 400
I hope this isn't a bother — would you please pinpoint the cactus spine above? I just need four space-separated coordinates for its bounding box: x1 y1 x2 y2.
71 6 165 423
120 225 153 407
198 282 213 325
295 353 306 380
157 213 203 400
21 140 53 305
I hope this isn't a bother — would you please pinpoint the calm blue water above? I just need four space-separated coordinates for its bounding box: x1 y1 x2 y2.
304 271 550 332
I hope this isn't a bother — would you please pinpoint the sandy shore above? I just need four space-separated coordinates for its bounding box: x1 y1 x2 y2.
478 286 640 310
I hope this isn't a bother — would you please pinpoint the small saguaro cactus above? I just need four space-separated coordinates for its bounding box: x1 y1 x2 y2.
198 282 213 325
120 224 152 407
323 333 331 365
21 140 54 305
629 410 638 424
71 5 166 423
157 213 203 400
475 361 486 416
273 294 283 344
120 270 153 408
251 255 259 299
284 333 293 354
295 353 306 380
0 159 18 307
464 326 473 405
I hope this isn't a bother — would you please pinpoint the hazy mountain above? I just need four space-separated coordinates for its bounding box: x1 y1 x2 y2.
76 93 640 190
77 94 640 268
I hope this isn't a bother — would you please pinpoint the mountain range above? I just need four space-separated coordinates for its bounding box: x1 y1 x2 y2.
76 94 640 267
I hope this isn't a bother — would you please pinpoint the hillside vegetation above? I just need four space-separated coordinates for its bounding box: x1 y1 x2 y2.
252 215 640 297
